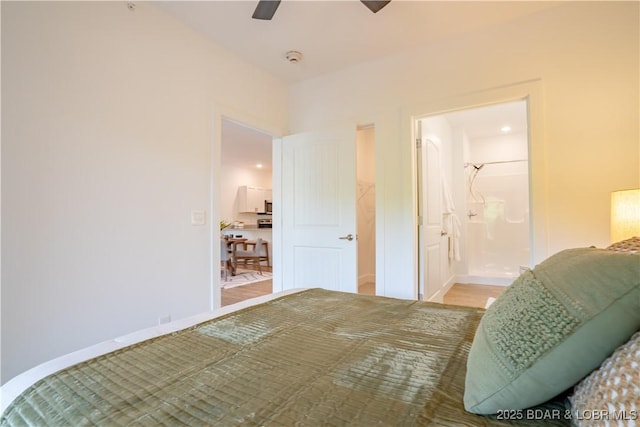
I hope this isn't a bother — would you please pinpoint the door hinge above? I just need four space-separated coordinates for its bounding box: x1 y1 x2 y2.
416 138 422 149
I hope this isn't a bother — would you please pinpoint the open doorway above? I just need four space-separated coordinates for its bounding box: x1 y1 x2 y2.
416 100 531 302
357 125 376 295
219 118 275 306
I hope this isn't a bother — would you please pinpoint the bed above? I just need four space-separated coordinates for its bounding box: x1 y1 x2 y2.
1 242 638 426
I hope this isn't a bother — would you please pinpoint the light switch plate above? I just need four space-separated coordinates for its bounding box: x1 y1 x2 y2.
191 210 206 226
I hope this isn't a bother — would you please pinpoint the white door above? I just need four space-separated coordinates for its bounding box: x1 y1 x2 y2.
280 126 358 292
417 122 443 300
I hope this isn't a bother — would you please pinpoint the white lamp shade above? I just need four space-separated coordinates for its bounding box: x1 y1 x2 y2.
611 188 640 243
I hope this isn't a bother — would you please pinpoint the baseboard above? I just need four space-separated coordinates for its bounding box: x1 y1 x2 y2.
455 275 513 286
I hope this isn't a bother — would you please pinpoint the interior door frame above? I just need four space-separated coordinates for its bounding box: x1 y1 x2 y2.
211 106 282 309
405 80 549 297
415 119 425 300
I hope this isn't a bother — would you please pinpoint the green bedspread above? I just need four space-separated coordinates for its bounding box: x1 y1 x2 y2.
1 289 570 426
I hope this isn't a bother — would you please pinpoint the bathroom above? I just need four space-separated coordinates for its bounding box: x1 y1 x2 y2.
422 100 530 287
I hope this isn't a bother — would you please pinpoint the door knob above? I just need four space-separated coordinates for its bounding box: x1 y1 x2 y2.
338 234 354 241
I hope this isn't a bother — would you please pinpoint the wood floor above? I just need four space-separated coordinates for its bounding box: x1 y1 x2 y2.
443 283 506 308
222 279 273 306
221 268 505 308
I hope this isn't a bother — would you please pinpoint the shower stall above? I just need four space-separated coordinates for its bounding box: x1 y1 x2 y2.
453 101 531 286
464 158 530 284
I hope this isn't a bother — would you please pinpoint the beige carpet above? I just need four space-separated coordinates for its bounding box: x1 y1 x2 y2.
221 269 272 289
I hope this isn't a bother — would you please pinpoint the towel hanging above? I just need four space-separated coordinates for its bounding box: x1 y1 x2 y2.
441 172 461 261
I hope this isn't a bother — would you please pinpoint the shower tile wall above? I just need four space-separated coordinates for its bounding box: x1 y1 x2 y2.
466 137 530 279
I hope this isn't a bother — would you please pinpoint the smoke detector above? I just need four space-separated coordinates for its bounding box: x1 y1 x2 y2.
285 51 303 64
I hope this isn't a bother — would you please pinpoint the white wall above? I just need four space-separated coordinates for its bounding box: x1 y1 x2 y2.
288 2 639 297
1 2 287 383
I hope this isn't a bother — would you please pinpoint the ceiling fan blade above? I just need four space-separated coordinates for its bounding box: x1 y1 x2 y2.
361 0 391 14
252 0 281 20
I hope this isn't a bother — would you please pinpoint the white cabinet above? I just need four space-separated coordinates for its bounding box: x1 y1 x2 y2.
238 186 272 213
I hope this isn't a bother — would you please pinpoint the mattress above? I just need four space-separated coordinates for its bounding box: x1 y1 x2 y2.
0 289 570 426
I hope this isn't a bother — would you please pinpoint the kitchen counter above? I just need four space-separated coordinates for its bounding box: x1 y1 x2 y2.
226 225 271 230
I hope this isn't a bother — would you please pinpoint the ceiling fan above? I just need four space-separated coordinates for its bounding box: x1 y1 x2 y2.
252 0 391 20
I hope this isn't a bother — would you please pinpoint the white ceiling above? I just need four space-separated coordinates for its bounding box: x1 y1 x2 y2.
156 1 551 171
156 1 560 84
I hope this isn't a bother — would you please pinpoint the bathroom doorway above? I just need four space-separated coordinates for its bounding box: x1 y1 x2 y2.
418 100 531 298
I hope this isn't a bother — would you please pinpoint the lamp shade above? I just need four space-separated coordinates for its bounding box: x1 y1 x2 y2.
611 188 640 243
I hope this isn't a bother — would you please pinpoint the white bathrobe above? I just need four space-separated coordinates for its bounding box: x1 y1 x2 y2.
442 176 461 261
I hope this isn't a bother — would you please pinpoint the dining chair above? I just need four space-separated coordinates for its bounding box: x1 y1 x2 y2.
220 239 231 281
232 238 268 274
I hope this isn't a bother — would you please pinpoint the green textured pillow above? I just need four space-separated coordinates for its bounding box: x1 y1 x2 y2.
464 247 640 414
